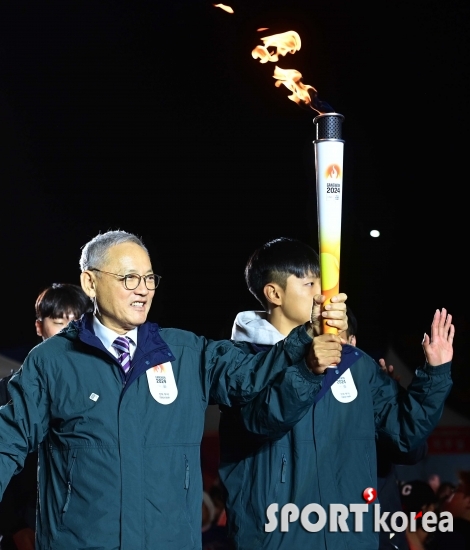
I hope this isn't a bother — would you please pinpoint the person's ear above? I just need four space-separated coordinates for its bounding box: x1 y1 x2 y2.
349 335 357 347
80 271 96 299
263 283 283 306
35 319 43 337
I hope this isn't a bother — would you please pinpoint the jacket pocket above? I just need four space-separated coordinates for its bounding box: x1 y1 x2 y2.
183 453 195 546
281 453 287 483
61 450 77 516
184 453 190 489
364 451 373 487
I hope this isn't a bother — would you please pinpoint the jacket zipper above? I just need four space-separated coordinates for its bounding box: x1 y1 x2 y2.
281 454 287 483
62 450 77 513
184 455 190 489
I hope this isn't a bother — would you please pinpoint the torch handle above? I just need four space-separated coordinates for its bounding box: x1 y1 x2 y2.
321 294 339 334
314 125 344 338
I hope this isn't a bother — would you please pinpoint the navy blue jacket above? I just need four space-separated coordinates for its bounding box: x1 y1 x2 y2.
0 314 321 550
219 342 452 550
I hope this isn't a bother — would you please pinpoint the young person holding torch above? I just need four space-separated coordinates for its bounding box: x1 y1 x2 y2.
218 237 454 550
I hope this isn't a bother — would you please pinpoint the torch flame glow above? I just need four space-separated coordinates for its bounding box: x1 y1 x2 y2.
252 30 327 114
273 66 325 113
213 4 234 13
252 31 301 63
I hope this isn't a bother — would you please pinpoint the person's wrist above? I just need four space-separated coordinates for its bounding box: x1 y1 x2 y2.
305 321 315 338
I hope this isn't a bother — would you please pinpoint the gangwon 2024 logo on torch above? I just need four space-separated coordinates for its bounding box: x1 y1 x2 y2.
264 487 453 534
325 163 341 200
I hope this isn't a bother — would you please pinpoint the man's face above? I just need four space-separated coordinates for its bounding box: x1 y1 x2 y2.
91 242 155 333
278 272 321 329
36 313 76 340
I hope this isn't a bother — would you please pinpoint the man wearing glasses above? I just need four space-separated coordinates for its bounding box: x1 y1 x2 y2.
0 230 347 550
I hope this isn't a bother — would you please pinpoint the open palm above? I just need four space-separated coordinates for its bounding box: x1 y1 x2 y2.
422 309 454 366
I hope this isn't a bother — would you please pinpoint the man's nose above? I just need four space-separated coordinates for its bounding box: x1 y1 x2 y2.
134 278 149 294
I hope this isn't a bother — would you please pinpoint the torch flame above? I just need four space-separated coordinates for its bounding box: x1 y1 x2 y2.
273 66 325 113
213 4 234 13
252 31 301 64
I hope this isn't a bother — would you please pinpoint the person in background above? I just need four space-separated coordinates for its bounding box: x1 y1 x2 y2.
33 283 93 340
434 470 470 549
435 479 456 514
0 283 92 550
399 480 437 550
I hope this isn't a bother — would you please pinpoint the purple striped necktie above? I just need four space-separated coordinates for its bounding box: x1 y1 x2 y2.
113 336 131 374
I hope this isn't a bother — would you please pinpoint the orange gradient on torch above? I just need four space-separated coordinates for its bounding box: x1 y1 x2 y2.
213 4 234 13
318 161 343 333
252 31 301 63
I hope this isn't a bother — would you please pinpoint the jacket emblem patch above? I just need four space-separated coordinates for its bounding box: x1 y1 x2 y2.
146 362 178 404
330 368 358 403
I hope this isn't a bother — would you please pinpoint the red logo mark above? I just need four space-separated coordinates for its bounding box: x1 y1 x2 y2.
362 487 377 503
414 511 423 519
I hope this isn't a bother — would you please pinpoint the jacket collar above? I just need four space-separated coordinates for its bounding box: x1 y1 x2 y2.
314 344 363 404
65 313 176 390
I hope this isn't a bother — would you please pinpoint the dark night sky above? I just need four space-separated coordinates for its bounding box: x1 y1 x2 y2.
0 0 468 413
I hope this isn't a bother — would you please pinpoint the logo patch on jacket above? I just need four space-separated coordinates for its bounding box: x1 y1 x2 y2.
331 368 358 403
146 362 178 404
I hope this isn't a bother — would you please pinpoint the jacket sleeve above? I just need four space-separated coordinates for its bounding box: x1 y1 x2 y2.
205 324 323 439
231 360 323 440
0 354 50 498
370 358 452 451
206 324 312 400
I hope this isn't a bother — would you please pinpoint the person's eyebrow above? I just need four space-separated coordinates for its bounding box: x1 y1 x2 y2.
122 269 154 275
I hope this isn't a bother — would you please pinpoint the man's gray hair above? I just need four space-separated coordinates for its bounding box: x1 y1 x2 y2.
79 230 149 272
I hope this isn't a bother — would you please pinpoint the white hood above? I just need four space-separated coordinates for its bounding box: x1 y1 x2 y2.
231 311 285 346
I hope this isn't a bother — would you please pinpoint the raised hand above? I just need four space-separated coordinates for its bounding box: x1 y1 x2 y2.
422 309 455 366
378 358 401 382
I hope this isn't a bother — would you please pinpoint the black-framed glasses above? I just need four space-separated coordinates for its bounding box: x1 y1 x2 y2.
90 268 161 290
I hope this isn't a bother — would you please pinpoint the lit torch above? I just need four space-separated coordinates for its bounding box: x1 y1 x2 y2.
251 30 344 333
313 113 345 333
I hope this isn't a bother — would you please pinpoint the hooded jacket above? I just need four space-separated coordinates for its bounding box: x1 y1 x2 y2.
0 313 321 550
219 311 452 550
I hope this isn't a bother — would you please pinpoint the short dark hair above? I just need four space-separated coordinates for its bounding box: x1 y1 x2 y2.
245 238 320 309
35 283 93 321
400 480 437 514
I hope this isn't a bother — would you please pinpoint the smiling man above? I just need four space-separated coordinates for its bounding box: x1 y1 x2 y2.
0 230 347 550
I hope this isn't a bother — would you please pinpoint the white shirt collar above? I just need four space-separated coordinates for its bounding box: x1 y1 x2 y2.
92 315 138 359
